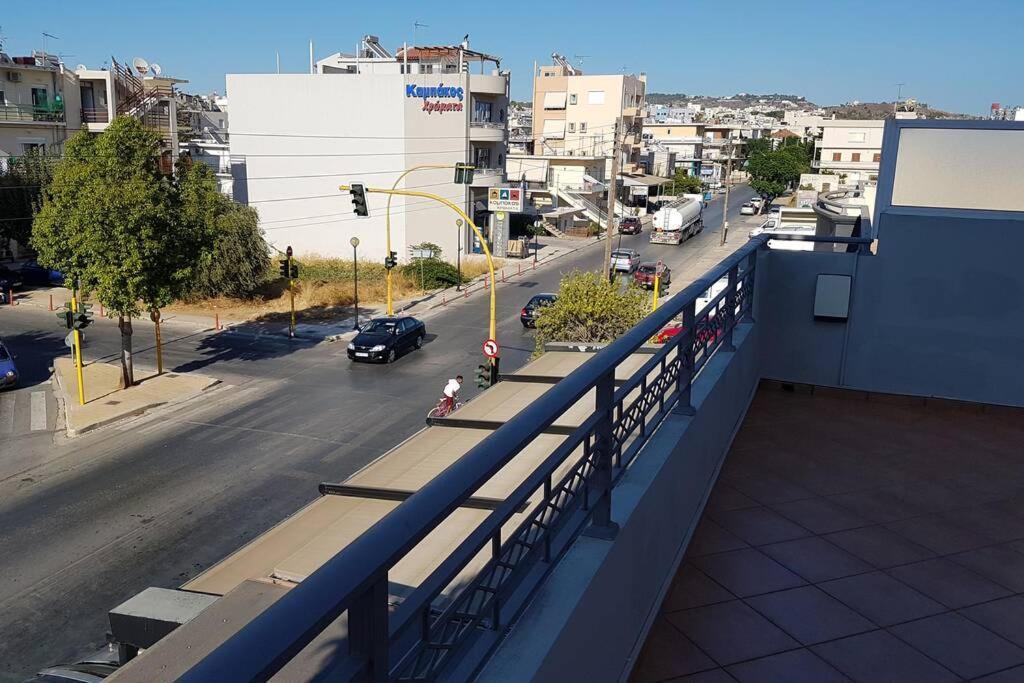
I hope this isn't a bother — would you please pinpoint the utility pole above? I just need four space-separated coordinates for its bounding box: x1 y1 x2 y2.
720 139 733 247
603 117 622 282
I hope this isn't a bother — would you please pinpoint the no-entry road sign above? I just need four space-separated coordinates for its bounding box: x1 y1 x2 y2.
482 338 499 358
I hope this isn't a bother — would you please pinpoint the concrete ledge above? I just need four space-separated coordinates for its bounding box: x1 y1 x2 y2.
478 323 761 682
53 357 219 437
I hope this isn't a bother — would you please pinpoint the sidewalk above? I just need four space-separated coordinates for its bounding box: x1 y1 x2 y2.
53 357 219 437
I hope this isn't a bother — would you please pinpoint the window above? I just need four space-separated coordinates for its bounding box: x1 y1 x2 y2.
667 129 671 135
851 152 861 162
569 93 577 105
31 88 48 107
568 122 576 133
473 100 493 123
580 122 587 133
832 152 842 161
587 90 605 105
847 131 867 143
0 90 5 106
873 153 882 163
474 147 491 169
22 142 46 154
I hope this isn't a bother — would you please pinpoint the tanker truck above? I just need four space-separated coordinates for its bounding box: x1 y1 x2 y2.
650 196 704 245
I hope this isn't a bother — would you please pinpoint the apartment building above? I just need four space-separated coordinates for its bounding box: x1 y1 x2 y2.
179 92 231 194
701 123 771 183
228 35 510 261
812 119 885 182
641 122 705 176
0 50 79 162
531 54 646 173
507 105 532 154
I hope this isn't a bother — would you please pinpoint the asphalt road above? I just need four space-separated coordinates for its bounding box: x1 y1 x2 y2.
0 184 755 679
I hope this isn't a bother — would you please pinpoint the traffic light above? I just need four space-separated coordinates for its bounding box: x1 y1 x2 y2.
290 263 299 279
475 363 489 389
384 251 398 269
279 258 290 279
454 163 475 185
57 306 73 330
350 183 368 217
75 303 94 330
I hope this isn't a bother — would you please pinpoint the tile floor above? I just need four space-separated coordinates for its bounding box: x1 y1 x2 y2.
630 386 1024 682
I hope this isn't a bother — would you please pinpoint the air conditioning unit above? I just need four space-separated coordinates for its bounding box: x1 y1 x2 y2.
6 71 22 82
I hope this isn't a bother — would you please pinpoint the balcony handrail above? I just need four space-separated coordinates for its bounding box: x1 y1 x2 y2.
0 102 66 123
469 119 505 128
180 237 771 682
473 166 503 176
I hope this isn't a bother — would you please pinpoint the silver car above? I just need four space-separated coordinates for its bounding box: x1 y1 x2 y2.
610 249 640 273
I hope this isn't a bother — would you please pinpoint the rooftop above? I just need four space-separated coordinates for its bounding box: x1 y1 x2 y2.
632 384 1024 681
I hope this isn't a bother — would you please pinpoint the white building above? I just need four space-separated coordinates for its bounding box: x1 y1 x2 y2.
179 92 231 194
812 119 885 182
227 35 509 262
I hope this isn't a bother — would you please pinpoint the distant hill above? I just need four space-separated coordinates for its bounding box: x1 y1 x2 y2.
823 101 972 120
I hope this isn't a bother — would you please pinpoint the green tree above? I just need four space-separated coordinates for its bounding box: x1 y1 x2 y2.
188 200 269 300
747 146 810 201
0 152 55 250
534 270 650 354
33 117 219 385
670 170 703 195
744 137 773 160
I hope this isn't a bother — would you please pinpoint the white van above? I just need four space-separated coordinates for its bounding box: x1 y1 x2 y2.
749 222 815 251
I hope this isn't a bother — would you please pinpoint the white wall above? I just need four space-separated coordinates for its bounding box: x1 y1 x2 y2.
227 73 470 263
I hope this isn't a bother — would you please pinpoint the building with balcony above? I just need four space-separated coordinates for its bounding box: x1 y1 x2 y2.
642 122 705 177
178 92 232 194
103 118 1024 683
0 50 78 161
531 54 646 174
227 35 510 261
812 119 885 183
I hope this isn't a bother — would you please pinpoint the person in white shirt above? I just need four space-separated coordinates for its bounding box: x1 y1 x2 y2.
442 375 463 414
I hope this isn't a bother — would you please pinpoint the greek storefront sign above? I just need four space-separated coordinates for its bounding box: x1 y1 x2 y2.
406 83 465 114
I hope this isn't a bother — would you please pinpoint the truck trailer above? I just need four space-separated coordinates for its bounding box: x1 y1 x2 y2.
650 197 704 245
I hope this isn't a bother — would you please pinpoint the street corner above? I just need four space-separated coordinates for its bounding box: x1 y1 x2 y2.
53 357 219 437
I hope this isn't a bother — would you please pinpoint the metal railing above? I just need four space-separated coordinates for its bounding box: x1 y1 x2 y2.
469 120 504 129
81 108 110 124
0 103 66 123
179 239 765 682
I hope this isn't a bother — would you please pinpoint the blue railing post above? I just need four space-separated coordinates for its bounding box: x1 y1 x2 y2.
673 300 696 416
722 264 738 352
348 575 390 682
584 369 618 540
743 251 756 322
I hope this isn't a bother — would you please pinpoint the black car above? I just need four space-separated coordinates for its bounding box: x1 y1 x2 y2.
521 293 557 328
619 216 642 235
347 316 426 363
0 265 22 300
19 259 64 287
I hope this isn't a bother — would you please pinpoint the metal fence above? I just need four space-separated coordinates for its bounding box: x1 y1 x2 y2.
0 103 66 123
181 239 771 682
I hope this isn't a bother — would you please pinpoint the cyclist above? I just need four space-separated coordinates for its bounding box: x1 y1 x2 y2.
441 375 463 415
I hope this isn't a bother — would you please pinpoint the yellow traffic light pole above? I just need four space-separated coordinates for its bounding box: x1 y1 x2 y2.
384 164 455 316
340 183 498 343
70 293 85 405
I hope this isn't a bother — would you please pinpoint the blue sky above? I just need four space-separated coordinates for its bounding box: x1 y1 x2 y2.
2 0 1020 115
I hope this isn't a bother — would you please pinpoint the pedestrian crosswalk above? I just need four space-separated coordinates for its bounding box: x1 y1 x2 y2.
0 390 49 435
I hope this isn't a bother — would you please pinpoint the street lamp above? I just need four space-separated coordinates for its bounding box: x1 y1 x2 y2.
456 218 463 291
350 236 360 330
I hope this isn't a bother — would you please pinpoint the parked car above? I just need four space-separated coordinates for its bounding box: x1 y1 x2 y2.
19 259 64 287
347 316 426 363
609 249 641 273
769 205 782 216
740 202 756 216
749 197 764 210
22 646 119 682
0 264 23 294
633 262 671 290
521 293 557 328
618 216 642 235
653 317 722 346
0 339 17 389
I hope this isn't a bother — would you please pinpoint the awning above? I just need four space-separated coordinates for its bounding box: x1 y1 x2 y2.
542 119 566 139
620 173 672 187
583 174 605 187
542 91 567 109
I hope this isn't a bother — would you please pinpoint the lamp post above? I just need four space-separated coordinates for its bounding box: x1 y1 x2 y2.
350 236 360 329
456 218 463 291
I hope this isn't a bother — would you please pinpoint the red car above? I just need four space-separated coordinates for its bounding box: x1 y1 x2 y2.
619 216 642 235
653 318 722 345
633 262 671 290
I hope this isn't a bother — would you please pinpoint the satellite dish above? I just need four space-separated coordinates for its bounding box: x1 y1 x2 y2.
150 63 162 76
76 64 87 71
132 57 149 75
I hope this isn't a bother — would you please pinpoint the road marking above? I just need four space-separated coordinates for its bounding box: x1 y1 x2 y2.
0 394 14 434
30 392 47 431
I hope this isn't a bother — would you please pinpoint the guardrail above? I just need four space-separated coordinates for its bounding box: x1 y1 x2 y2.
0 104 65 123
180 238 765 682
469 120 504 129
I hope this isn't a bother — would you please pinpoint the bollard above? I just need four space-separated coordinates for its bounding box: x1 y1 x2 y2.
464 288 469 299
502 270 507 283
518 263 521 276
49 294 53 311
215 313 221 330
442 294 446 306
7 289 12 306
99 303 104 317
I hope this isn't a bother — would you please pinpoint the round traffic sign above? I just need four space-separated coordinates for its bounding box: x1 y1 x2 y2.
482 338 499 358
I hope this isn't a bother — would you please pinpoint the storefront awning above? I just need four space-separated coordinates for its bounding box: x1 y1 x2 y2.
620 173 672 187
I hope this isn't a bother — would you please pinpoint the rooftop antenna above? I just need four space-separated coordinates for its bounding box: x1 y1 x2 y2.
42 32 59 57
150 63 162 76
895 82 906 113
413 21 428 45
132 56 149 75
0 25 7 52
